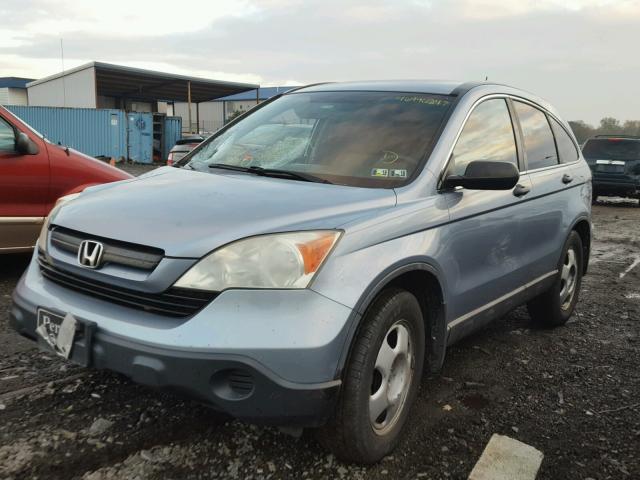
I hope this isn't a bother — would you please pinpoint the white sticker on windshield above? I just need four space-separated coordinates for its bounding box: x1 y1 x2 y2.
390 169 407 178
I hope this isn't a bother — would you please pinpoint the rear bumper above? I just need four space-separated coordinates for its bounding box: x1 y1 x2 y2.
592 178 640 197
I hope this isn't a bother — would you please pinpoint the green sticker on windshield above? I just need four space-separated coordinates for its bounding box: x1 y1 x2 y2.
371 168 389 177
395 96 450 106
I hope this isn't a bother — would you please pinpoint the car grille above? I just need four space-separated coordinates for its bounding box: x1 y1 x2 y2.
50 226 164 271
38 256 217 318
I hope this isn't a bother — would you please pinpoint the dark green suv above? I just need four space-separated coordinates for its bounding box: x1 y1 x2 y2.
583 135 640 205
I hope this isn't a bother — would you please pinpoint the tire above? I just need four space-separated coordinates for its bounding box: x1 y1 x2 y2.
318 288 425 464
591 194 598 205
527 231 583 327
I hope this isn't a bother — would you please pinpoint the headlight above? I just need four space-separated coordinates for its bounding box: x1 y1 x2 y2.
174 230 341 291
37 193 82 252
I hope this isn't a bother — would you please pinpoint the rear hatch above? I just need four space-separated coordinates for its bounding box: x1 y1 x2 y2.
168 145 194 163
582 138 640 184
168 138 202 164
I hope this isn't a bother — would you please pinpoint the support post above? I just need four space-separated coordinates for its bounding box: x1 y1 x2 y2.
187 80 192 133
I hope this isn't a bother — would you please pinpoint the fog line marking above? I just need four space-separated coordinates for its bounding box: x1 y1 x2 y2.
620 256 640 279
468 434 543 480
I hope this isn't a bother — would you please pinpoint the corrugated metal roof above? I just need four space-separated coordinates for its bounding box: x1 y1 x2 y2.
215 86 297 101
27 61 259 103
0 77 35 89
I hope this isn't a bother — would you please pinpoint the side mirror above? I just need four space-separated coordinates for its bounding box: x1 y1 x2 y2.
443 160 519 190
16 132 39 155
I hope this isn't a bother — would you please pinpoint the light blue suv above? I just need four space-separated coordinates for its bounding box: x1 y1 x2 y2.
10 81 592 463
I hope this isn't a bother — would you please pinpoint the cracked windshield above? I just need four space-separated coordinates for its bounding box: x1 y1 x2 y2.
185 91 451 187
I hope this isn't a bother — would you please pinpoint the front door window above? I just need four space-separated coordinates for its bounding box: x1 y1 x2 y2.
0 117 16 152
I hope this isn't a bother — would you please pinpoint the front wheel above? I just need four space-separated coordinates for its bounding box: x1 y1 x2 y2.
318 288 425 464
527 231 583 327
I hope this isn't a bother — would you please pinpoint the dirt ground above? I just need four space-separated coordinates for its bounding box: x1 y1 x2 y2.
0 192 638 480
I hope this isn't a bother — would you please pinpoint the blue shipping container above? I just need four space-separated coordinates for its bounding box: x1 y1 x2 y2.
6 106 183 164
163 116 183 160
6 106 128 160
126 112 153 163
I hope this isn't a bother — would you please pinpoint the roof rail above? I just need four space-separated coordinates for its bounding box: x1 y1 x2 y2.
283 82 335 94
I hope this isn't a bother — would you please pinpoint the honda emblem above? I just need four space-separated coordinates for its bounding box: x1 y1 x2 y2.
77 240 105 269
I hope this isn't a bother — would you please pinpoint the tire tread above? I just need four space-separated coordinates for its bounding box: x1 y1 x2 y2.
527 231 583 327
318 288 424 464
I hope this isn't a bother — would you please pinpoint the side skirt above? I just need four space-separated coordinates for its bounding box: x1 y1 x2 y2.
446 271 557 346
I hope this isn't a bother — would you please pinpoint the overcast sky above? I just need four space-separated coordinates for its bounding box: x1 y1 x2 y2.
1 0 639 124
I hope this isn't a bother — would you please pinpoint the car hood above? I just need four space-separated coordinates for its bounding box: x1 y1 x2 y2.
52 167 397 258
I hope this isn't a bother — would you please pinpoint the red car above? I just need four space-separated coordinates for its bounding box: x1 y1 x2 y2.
0 106 132 253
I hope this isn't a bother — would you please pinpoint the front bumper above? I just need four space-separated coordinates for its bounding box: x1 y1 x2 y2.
10 256 353 426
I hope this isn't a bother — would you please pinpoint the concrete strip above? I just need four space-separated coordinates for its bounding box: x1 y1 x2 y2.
469 434 544 480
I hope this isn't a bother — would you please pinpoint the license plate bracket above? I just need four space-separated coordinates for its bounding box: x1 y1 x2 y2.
36 308 96 366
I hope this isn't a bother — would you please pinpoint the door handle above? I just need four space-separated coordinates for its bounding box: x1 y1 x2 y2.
513 184 530 197
562 174 573 184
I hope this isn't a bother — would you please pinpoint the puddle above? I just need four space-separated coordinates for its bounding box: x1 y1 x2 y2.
460 393 491 411
589 242 628 264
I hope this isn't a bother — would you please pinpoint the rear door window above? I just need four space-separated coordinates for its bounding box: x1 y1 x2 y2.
450 98 518 176
0 116 16 152
550 118 579 164
514 101 558 170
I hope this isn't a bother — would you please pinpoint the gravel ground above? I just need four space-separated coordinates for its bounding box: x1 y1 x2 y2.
0 189 638 479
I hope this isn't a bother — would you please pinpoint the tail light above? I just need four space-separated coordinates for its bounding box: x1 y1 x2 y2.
167 152 174 166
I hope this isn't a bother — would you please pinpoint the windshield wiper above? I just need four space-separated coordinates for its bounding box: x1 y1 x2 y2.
209 163 251 173
249 166 333 184
208 163 332 184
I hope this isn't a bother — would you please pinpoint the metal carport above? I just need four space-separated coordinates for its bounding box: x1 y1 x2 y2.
92 62 257 103
91 62 258 132
27 61 259 133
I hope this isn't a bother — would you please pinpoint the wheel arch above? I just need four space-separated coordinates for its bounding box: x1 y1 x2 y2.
335 259 448 380
571 216 591 275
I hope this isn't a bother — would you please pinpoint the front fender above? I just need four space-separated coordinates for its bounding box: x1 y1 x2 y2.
324 258 449 380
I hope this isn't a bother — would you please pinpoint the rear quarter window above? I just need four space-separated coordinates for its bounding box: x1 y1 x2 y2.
550 118 579 164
